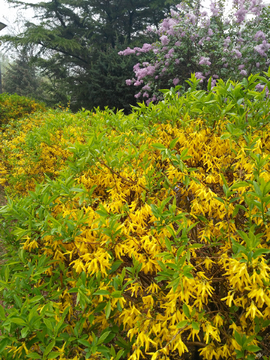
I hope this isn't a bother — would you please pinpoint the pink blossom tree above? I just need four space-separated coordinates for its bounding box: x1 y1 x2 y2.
119 0 270 104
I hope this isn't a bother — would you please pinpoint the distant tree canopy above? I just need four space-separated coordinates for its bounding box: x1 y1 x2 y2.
2 47 45 100
1 0 185 112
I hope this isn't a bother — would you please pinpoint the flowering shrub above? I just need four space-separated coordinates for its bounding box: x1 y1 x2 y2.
0 93 45 127
1 72 270 359
0 108 80 189
119 0 270 103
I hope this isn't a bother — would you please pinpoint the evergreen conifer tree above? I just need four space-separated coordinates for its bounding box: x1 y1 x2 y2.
3 47 44 101
1 0 185 111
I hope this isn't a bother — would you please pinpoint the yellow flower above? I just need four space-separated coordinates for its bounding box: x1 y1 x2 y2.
196 280 214 299
203 322 221 344
187 328 201 342
213 313 223 327
199 344 218 360
70 259 86 273
172 337 188 355
245 301 263 319
221 291 235 307
219 344 231 358
247 287 266 307
204 257 214 270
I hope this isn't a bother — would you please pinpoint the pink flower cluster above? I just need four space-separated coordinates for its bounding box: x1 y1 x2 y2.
118 43 153 56
199 57 211 66
195 72 206 83
119 0 270 103
254 41 270 57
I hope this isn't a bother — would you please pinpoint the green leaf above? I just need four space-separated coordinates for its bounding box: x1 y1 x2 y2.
21 326 29 338
111 291 122 298
207 77 212 92
48 352 61 359
253 181 263 197
98 344 111 357
220 133 231 140
231 238 246 253
101 331 115 344
70 187 85 192
26 352 42 359
232 128 243 136
253 249 270 258
176 320 188 329
176 246 185 259
171 277 180 292
97 331 111 345
183 265 193 279
105 301 111 319
191 308 196 318
189 243 203 249
0 305 5 320
246 345 261 352
78 339 91 347
152 143 167 151
62 306 70 321
234 331 243 346
10 317 26 326
180 148 189 159
44 340 55 356
235 349 245 359
230 181 250 189
29 295 44 304
191 321 200 331
183 303 190 318
165 237 172 251
115 335 130 349
109 260 122 274
93 290 110 296
214 196 225 204
94 301 107 313
232 204 247 217
198 310 205 321
43 318 54 331
14 295 22 308
115 349 125 360
169 138 178 149
0 338 9 354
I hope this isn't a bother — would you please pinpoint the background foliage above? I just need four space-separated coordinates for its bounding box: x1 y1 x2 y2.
1 0 184 111
2 47 46 103
0 93 45 127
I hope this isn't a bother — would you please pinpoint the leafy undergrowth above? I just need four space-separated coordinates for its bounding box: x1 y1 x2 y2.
0 186 7 265
0 93 46 128
1 73 270 359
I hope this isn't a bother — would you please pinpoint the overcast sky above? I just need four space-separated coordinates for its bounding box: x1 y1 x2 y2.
0 0 231 36
0 0 40 35
1 0 270 36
